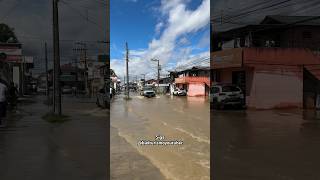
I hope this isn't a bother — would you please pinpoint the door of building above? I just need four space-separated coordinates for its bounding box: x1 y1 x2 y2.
232 71 246 92
303 68 320 109
232 71 246 104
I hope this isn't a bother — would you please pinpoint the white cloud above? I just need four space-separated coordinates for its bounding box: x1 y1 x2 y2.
144 0 209 64
155 22 164 34
178 37 190 46
130 49 147 57
111 0 210 80
147 0 210 63
110 59 125 79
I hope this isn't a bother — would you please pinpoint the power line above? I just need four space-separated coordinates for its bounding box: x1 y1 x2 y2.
63 0 106 7
212 0 293 22
0 0 23 21
60 0 105 32
213 0 320 27
212 0 280 20
174 56 210 71
17 35 106 43
212 0 297 26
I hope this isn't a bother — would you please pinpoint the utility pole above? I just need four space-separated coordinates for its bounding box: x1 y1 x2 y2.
151 58 161 92
53 0 61 115
125 42 129 99
83 44 88 96
105 1 110 178
45 42 49 102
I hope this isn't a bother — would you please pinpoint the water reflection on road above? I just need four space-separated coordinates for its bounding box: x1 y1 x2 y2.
213 109 320 180
111 93 210 180
0 96 108 180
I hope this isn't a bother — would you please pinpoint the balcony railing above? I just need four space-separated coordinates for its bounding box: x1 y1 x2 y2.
175 76 210 86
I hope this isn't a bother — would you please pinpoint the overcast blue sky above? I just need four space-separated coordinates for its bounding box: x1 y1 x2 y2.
110 0 210 80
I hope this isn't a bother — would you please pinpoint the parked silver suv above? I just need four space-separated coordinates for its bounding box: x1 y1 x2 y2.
211 84 244 109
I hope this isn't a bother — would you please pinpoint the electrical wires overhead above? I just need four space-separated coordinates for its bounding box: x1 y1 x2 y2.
212 0 320 28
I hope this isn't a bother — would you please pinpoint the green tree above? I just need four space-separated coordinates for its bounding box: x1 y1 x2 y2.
0 23 18 43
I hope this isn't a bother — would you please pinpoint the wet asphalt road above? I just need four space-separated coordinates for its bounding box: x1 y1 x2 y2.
0 95 108 180
110 93 210 180
213 109 320 180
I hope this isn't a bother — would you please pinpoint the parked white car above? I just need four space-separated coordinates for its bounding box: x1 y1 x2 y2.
140 86 156 98
173 88 187 96
211 84 244 109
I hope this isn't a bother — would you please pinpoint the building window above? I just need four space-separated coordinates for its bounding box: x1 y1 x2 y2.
265 40 275 47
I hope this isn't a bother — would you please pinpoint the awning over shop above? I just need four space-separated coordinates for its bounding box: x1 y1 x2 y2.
212 47 320 80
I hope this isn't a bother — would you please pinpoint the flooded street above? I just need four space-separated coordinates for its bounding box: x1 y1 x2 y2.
0 95 108 180
110 93 210 180
213 109 320 180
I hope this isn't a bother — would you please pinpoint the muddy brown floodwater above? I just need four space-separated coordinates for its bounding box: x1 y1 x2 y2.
213 109 320 180
110 93 210 180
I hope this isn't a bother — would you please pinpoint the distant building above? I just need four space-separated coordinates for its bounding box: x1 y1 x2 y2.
110 69 120 92
0 43 34 95
145 79 157 85
87 60 105 95
170 66 210 96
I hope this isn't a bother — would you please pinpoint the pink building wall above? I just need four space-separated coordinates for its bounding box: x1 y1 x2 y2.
188 83 206 96
175 76 210 97
247 66 303 109
216 66 303 109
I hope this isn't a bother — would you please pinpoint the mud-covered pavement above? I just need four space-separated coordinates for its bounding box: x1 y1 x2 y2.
110 93 210 180
0 95 108 180
213 109 320 180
